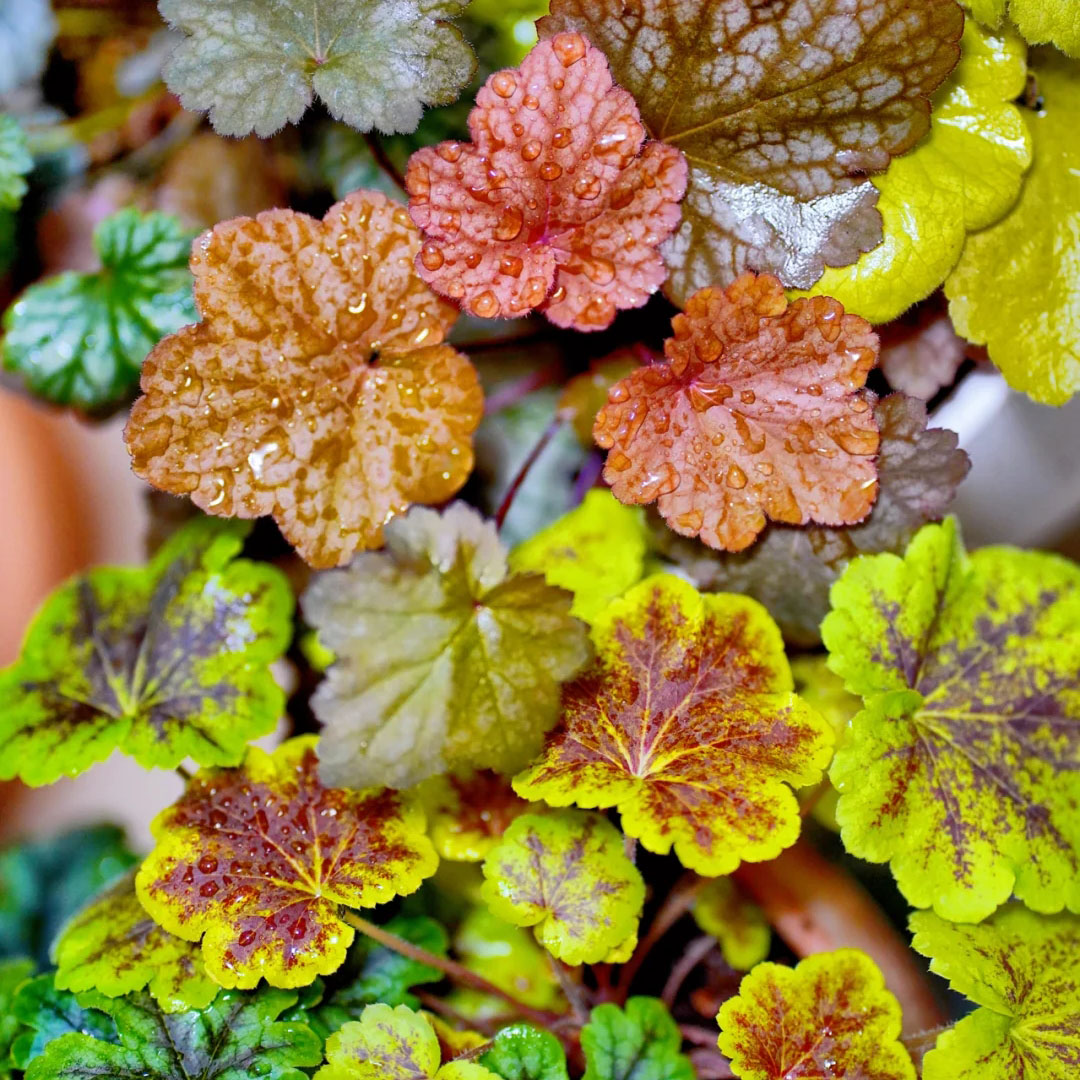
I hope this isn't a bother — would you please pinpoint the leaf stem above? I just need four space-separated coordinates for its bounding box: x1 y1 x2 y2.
363 132 406 192
901 1023 951 1071
493 416 563 530
549 955 590 1023
661 935 715 1007
175 765 193 782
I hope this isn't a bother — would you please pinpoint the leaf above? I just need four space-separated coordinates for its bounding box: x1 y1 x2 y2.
25 986 323 1080
539 0 964 302
796 21 1032 324
422 772 538 863
0 115 31 211
9 974 117 1069
480 811 644 965
717 950 915 1080
0 0 55 94
304 502 591 790
652 393 969 646
878 302 970 401
969 0 1080 57
594 273 880 553
557 352 639 448
0 958 34 1079
158 0 476 137
692 880 770 973
945 50 1080 404
0 518 293 785
580 998 694 1080
2 209 197 412
515 574 831 874
406 34 687 331
910 905 1080 1080
509 490 649 623
125 190 482 569
53 870 217 1014
480 1025 569 1080
136 736 438 988
822 518 1080 921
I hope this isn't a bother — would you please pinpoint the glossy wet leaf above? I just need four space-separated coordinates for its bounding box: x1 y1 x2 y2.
969 0 1080 56
126 191 482 569
823 518 1080 921
515 574 832 874
0 518 292 786
581 998 694 1080
595 273 880 553
910 905 1080 1080
305 502 591 790
0 115 31 211
692 879 770 972
137 736 438 988
718 950 914 1080
9 974 117 1069
540 0 963 301
2 209 196 411
406 34 686 330
0 958 34 1079
0 0 55 94
481 1025 569 1080
480 811 644 965
158 0 475 137
422 772 537 862
24 985 322 1080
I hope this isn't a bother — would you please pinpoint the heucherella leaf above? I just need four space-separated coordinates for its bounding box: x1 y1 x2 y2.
910 905 1080 1080
9 973 117 1069
692 879 770 973
594 273 880 554
53 870 217 1014
878 303 970 401
0 958 34 1079
125 191 482 569
717 950 915 1080
945 50 1080 404
0 0 55 94
406 34 687 331
422 772 538 862
24 986 323 1080
136 736 438 988
539 0 964 302
479 811 644 965
0 518 292 786
509 490 649 623
822 518 1080 921
0 115 31 211
514 575 833 875
304 502 591 790
581 998 694 1080
969 0 1080 57
158 0 475 137
481 1025 569 1080
2 209 196 412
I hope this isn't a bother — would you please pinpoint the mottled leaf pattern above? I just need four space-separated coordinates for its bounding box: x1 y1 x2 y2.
422 772 538 863
481 1025 569 1080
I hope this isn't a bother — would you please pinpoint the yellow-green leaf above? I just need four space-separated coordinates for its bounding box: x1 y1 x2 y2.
692 879 770 973
968 0 1080 57
421 772 538 863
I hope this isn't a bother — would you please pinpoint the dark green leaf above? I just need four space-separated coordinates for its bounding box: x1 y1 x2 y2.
0 115 31 211
0 957 34 1079
10 973 117 1069
581 998 694 1080
480 1025 569 1080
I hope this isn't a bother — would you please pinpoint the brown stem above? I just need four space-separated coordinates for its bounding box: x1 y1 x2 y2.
902 1023 952 1074
549 956 590 1023
363 132 406 191
413 990 503 1037
175 765 193 783
493 417 562 530
732 839 946 1034
679 1023 722 1048
661 935 716 1007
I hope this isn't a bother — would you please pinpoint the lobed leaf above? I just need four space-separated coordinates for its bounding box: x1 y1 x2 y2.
0 115 31 211
481 1025 569 1080
692 879 770 973
0 958 34 1080
557 352 639 448
878 303 971 401
422 772 538 863
969 0 1080 57
9 973 117 1069
581 998 693 1080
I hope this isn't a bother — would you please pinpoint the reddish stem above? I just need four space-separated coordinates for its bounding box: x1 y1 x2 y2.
493 417 562 530
661 935 716 1007
364 132 405 191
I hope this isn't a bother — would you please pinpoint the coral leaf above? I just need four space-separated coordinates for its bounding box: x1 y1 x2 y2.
581 998 693 1080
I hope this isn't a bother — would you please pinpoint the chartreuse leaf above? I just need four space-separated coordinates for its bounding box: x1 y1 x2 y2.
692 879 770 973
822 518 1080 921
0 958 34 1078
0 518 293 786
480 811 644 966
581 998 693 1080
799 20 1031 324
910 905 1080 1080
25 986 322 1080
9 973 117 1069
53 870 217 1014
137 736 438 989
159 0 475 137
421 772 538 863
510 491 649 623
0 115 31 210
2 208 196 411
969 0 1080 57
945 50 1080 404
514 575 833 875
481 1025 569 1080
314 1004 499 1080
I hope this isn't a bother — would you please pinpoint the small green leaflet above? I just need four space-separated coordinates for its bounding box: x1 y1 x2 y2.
2 208 196 411
581 998 694 1080
0 957 34 1080
9 973 117 1069
481 1025 569 1080
0 518 293 786
0 115 31 211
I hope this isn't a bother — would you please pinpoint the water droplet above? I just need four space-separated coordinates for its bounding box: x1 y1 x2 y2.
523 94 540 110
552 32 587 68
609 451 632 472
827 419 878 456
726 464 748 489
491 71 517 98
584 257 615 285
688 382 732 412
494 205 524 240
539 161 563 181
198 855 219 875
552 127 572 149
740 389 756 405
473 291 499 318
676 509 703 532
498 254 524 278
238 930 257 948
420 243 444 271
199 880 219 897
572 175 602 200
437 142 462 163
465 251 483 269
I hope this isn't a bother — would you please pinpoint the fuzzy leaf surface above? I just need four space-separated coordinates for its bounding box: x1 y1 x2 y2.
580 998 693 1080
9 974 117 1069
0 115 31 210
422 772 537 862
481 1025 569 1080
692 879 770 972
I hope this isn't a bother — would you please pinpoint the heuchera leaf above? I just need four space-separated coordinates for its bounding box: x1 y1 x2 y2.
136 736 438 988
422 772 538 863
0 0 55 94
481 1025 569 1080
969 0 1080 57
0 115 31 211
594 273 880 553
878 303 970 401
539 0 963 302
691 879 770 973
158 0 475 137
479 811 644 965
53 870 218 1014
910 905 1080 1080
580 998 694 1080
2 209 196 411
822 518 1080 921
509 490 649 623
0 518 292 786
24 986 323 1080
9 973 117 1069
125 190 482 570
515 574 832 874
406 34 687 330
304 502 591 790
0 958 34 1080
945 50 1080 404
717 950 915 1080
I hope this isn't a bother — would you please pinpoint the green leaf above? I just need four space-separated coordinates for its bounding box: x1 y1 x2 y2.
2 208 196 411
691 879 770 972
25 986 323 1080
0 0 56 94
159 0 476 137
0 958 34 1079
0 115 32 211
480 1025 568 1080
581 998 693 1080
969 0 1080 57
946 49 1080 403
911 905 1080 1080
822 518 1080 921
0 518 293 785
10 973 117 1069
